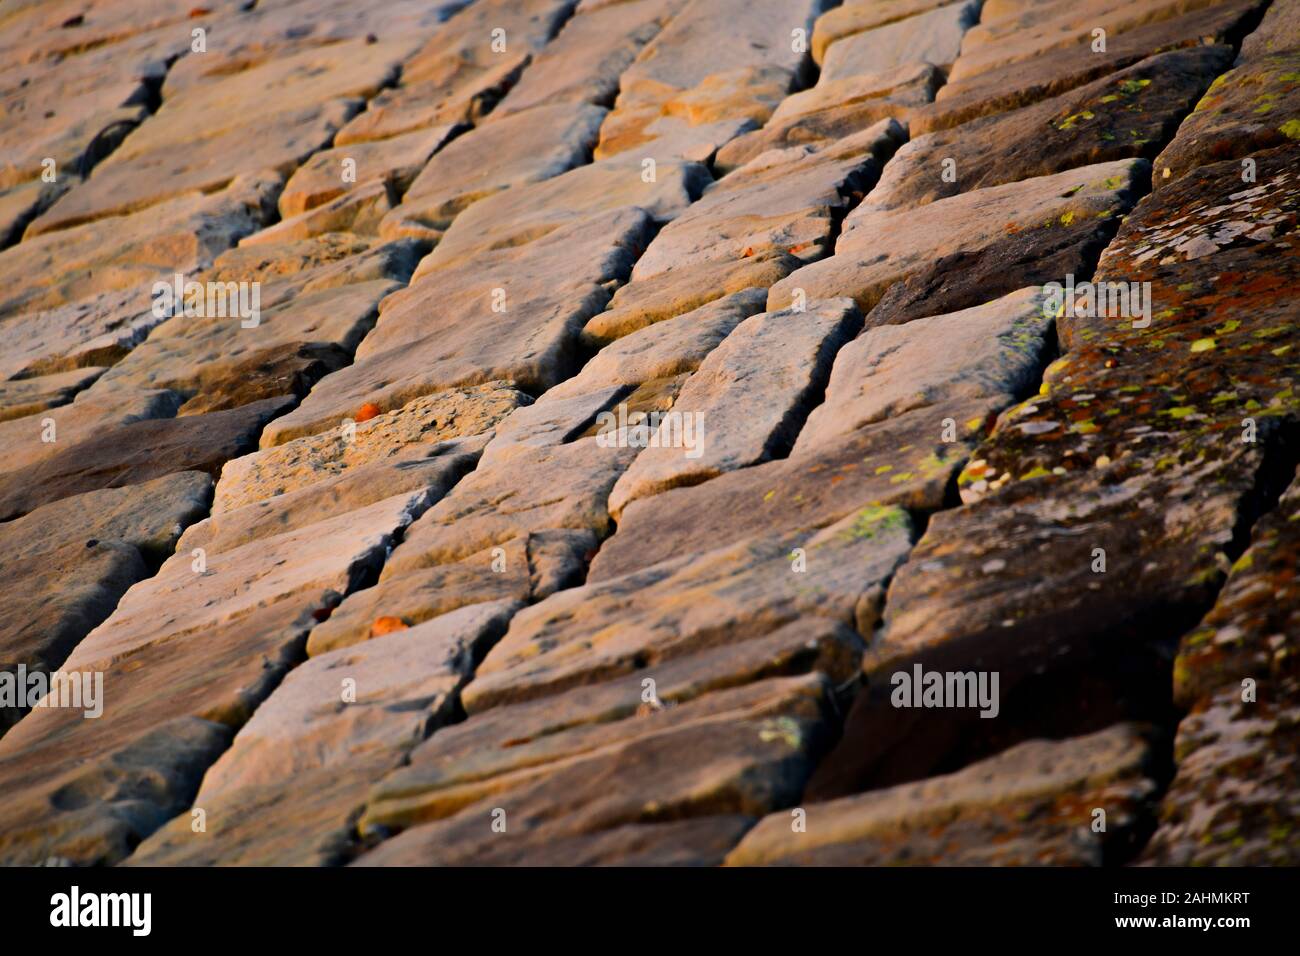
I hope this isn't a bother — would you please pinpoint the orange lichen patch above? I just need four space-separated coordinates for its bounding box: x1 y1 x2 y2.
370 616 409 637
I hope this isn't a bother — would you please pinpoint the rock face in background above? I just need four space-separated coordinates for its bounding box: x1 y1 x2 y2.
0 0 1296 870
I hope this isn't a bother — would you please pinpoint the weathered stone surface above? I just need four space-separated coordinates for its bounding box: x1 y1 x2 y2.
183 435 489 557
0 388 178 476
820 1 979 82
0 589 341 865
795 288 1054 453
359 622 854 848
28 38 412 234
27 103 353 237
127 606 505 866
605 0 824 139
608 299 861 518
0 287 160 379
582 252 800 344
331 0 575 144
0 0 1288 871
768 159 1146 320
389 436 637 579
1141 685 1300 865
61 491 424 670
913 0 1264 135
714 64 940 174
812 0 958 64
305 566 530 657
481 386 628 456
1085 142 1300 294
634 121 902 280
305 436 636 656
0 179 64 247
0 48 151 185
158 0 466 95
0 0 241 67
355 674 834 864
492 0 684 118
0 396 292 519
0 713 232 866
260 208 655 445
960 0 1237 84
380 102 607 243
217 384 525 512
0 176 273 318
334 54 527 146
1152 52 1300 188
279 125 460 219
548 290 769 427
1239 0 1300 60
810 147 1300 798
0 366 103 421
462 505 912 714
0 472 211 728
421 157 707 270
592 289 1055 580
727 724 1158 865
221 237 422 308
865 45 1232 211
1172 467 1300 709
367 671 839 833
88 280 397 406
251 181 396 244
368 619 862 828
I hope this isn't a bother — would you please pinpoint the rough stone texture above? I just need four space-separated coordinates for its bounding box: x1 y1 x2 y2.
0 287 161 380
261 208 655 446
28 38 410 234
583 252 800 344
592 288 1055 580
632 121 903 279
598 0 827 160
608 298 861 517
355 674 834 864
727 724 1159 865
216 384 526 513
462 505 913 714
1172 467 1300 709
864 45 1233 211
420 157 707 270
0 472 211 728
1141 685 1300 865
769 158 1146 319
183 435 489 557
87 280 398 407
0 396 292 520
279 125 460 219
0 365 103 421
379 102 607 243
714 65 941 174
127 607 506 866
0 388 179 476
948 0 1232 86
820 1 979 82
1239 0 1300 60
492 0 685 118
1151 51 1300 187
913 0 1266 135
1 0 1296 871
0 176 273 318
